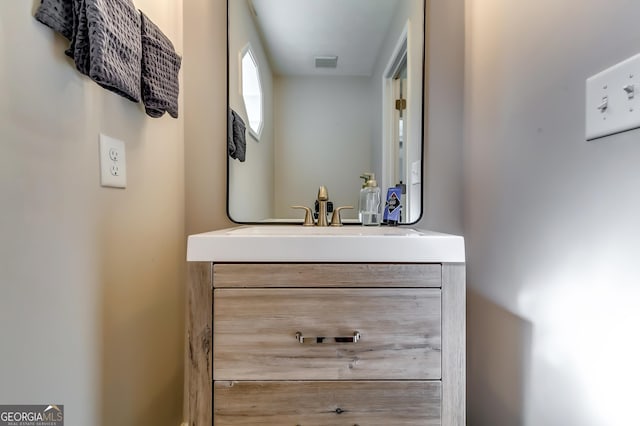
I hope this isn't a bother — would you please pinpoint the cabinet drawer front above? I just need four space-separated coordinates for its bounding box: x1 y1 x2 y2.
214 381 441 425
214 288 441 380
213 263 442 288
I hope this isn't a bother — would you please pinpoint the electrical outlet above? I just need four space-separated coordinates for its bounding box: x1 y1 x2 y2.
99 134 127 188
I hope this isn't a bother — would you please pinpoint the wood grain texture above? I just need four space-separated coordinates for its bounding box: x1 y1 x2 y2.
187 262 213 426
214 288 441 380
213 263 442 288
442 263 466 426
214 380 441 425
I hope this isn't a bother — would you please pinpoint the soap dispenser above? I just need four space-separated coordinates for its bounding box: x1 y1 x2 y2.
359 173 381 226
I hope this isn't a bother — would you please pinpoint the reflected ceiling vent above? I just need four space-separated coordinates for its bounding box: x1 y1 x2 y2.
315 56 338 69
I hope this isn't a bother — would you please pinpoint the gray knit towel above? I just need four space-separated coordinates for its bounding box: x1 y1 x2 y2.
66 0 90 76
85 0 141 102
35 0 141 102
140 12 182 118
34 0 74 40
228 109 246 162
228 108 235 159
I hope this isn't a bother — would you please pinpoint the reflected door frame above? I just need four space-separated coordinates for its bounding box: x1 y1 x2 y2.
382 22 410 220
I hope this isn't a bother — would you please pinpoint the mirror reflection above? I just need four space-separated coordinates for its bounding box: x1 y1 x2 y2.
228 0 425 224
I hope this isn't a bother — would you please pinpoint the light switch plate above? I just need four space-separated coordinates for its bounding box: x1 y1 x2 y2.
411 160 421 184
99 134 127 188
586 53 640 140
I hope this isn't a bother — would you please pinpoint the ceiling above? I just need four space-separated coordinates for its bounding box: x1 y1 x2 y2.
249 0 401 77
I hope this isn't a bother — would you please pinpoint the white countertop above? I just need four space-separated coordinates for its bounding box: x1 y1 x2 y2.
187 225 465 263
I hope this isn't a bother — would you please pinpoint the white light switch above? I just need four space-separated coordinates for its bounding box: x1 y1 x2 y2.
586 53 640 140
411 160 421 185
99 134 127 188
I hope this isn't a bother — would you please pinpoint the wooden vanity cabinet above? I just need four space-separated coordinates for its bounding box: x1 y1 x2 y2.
186 263 465 425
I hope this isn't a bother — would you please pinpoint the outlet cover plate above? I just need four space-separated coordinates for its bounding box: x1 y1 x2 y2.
99 134 127 188
586 53 640 140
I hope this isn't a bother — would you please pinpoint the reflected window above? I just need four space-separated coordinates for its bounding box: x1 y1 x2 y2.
240 46 263 139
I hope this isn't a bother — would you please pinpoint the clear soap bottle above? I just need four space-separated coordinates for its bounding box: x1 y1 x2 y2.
359 173 381 226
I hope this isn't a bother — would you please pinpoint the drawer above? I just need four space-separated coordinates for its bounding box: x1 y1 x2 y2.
214 380 441 425
213 288 441 380
213 263 442 288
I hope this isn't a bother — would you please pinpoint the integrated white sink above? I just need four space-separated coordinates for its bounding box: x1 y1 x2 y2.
187 225 465 263
224 225 426 236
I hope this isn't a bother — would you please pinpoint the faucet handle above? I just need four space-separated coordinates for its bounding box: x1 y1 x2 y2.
330 206 354 227
291 206 315 226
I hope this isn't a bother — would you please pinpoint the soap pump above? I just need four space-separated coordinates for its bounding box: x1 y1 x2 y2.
359 173 381 226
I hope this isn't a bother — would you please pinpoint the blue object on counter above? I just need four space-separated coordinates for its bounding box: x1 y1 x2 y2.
383 187 402 224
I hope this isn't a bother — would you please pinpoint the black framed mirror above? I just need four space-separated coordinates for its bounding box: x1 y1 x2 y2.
227 0 426 224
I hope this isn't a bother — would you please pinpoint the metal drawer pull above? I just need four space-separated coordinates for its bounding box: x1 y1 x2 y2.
295 331 361 344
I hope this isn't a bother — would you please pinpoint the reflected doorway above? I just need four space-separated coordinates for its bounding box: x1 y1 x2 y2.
383 24 414 221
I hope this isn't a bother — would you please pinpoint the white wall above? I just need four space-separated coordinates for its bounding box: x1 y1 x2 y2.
227 0 275 222
417 0 465 234
273 76 372 219
0 1 185 425
184 0 232 236
465 0 640 424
